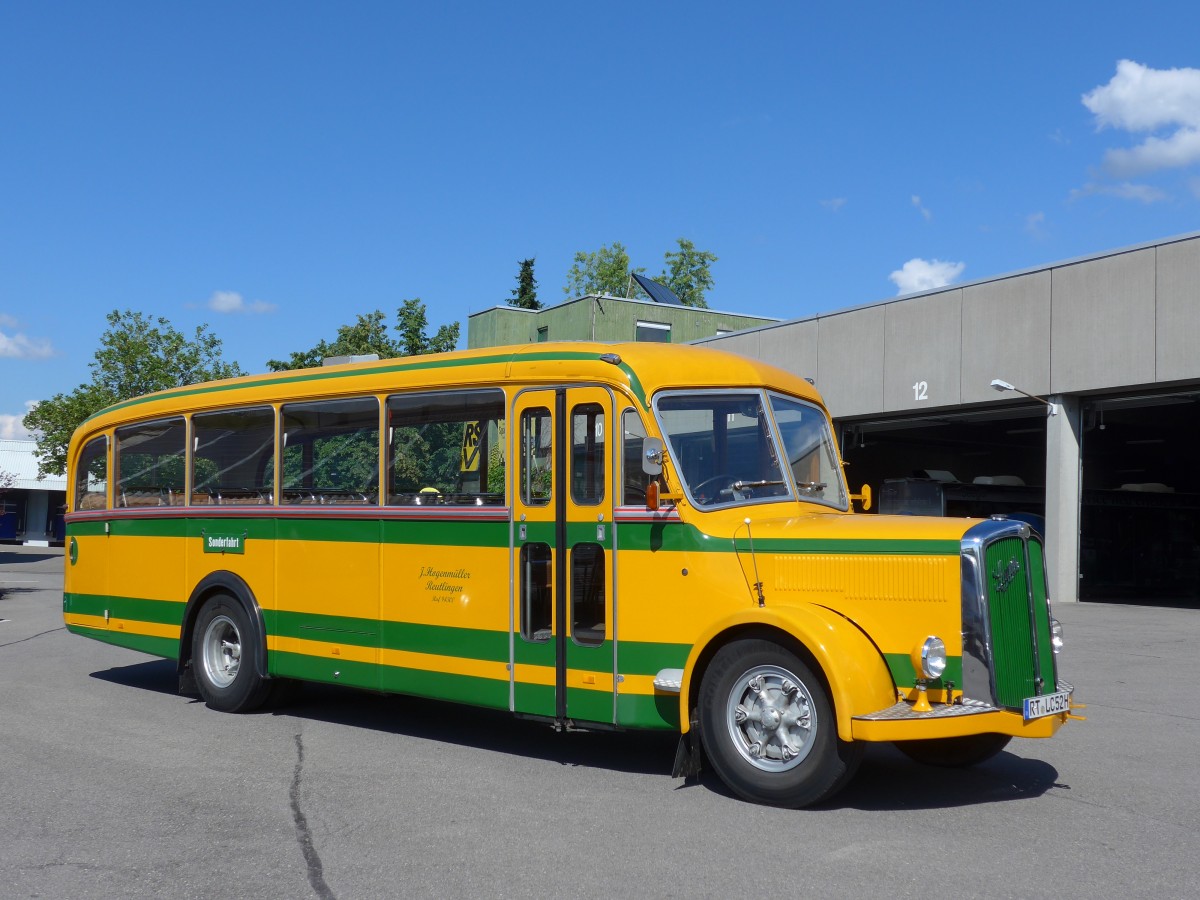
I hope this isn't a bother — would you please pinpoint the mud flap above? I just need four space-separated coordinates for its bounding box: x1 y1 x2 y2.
671 711 703 781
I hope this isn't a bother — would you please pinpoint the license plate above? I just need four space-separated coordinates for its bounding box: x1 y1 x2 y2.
1023 690 1071 721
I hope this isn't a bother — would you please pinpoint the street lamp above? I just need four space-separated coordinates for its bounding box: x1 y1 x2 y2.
990 379 1058 416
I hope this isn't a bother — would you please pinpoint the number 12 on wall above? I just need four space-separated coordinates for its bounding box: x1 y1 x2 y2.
912 381 928 401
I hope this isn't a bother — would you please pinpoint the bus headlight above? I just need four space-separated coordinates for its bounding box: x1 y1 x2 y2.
1050 617 1064 654
912 636 947 680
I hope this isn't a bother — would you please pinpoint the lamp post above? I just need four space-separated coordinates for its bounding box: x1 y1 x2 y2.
990 379 1058 416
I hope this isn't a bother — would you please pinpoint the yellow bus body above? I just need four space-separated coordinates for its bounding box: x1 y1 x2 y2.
63 342 1073 805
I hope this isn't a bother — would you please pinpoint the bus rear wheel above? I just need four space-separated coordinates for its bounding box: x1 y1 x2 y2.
192 594 271 713
698 639 862 808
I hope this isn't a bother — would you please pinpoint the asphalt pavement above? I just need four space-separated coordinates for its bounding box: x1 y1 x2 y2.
2 545 1197 899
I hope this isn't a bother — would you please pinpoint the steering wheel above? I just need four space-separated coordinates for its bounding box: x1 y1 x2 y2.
692 473 739 504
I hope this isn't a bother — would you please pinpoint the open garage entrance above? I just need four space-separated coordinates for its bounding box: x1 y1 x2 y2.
840 405 1048 522
838 390 1200 608
1080 393 1200 605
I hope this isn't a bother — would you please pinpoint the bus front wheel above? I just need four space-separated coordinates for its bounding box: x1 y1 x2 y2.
192 594 271 713
699 639 862 808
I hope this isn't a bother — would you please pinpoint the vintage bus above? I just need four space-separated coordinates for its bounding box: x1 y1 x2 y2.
63 342 1076 807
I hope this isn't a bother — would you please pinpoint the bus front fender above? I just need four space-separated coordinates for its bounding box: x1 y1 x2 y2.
678 604 896 742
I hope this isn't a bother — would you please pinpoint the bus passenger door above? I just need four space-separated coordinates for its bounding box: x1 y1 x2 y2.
511 387 616 725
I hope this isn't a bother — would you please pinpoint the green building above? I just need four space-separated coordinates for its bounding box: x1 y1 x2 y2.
467 294 777 349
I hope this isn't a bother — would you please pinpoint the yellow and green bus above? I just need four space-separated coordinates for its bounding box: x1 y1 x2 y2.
63 342 1075 807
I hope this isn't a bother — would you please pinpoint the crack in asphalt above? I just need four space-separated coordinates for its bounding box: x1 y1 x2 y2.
290 732 336 900
0 625 65 649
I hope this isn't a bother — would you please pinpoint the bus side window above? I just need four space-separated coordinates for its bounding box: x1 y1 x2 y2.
521 408 552 506
387 390 505 506
571 542 605 645
520 542 552 642
75 436 109 511
621 409 649 506
571 403 604 505
115 418 187 507
280 397 379 505
191 407 276 505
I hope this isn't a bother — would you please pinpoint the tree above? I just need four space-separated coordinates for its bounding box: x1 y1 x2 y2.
266 299 459 372
23 311 244 478
657 238 717 308
508 258 541 310
0 468 14 492
563 242 645 298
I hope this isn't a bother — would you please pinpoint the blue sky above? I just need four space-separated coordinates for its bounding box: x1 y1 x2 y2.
3 2 1199 438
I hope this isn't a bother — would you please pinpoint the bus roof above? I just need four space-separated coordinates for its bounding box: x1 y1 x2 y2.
80 341 825 433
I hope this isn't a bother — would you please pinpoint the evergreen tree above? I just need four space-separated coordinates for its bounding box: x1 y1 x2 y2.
509 258 541 309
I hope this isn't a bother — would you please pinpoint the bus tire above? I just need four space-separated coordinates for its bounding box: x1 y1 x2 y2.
699 639 862 808
895 733 1012 768
192 594 271 713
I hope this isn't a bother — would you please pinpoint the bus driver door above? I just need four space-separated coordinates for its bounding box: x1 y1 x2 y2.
511 387 616 726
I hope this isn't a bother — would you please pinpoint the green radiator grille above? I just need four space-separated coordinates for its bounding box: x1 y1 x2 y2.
984 536 1056 707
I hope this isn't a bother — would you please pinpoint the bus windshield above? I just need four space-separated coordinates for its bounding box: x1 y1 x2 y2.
654 390 847 510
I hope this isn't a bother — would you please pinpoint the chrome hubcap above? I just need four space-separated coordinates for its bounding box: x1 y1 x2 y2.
202 614 242 689
726 665 817 772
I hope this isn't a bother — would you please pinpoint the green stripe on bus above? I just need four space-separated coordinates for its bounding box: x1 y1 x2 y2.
65 592 186 626
86 349 649 422
567 686 614 724
616 692 679 730
68 590 690 677
65 623 179 659
70 515 958 558
618 640 691 674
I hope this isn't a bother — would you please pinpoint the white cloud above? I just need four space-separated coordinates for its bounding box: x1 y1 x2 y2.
888 258 965 295
911 195 932 222
820 197 847 212
1068 182 1167 203
1083 60 1200 177
205 290 276 314
0 401 37 440
0 318 53 359
1025 211 1048 239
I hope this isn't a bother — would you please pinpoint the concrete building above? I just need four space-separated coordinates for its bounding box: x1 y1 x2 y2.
698 231 1200 607
0 439 67 545
468 294 776 349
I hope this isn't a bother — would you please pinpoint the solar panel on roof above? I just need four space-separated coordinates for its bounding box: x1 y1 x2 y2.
631 273 684 305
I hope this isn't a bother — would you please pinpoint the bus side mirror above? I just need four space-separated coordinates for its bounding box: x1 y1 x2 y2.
850 483 872 511
642 438 664 476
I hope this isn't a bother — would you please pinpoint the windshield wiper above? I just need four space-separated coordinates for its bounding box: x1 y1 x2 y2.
796 481 827 494
732 479 787 491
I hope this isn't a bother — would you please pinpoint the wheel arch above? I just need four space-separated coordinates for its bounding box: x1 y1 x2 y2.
679 605 896 742
178 571 269 681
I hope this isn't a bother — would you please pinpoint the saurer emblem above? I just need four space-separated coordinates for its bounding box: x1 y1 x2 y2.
992 557 1022 592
